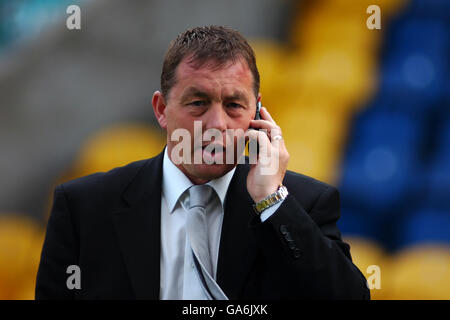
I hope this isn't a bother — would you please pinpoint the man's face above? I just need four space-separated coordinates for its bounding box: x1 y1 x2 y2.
154 56 257 184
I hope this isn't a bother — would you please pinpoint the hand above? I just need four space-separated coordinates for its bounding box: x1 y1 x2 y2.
245 106 289 203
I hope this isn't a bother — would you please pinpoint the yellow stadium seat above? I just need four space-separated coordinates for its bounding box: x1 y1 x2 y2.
388 245 450 299
277 50 376 112
344 236 392 300
62 123 166 181
292 7 381 52
15 229 46 299
0 215 45 300
277 105 349 183
251 40 286 101
44 123 166 222
286 0 405 117
320 0 408 17
290 0 407 46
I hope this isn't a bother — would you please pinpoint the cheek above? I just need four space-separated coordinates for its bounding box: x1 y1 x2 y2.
166 115 196 144
230 115 252 130
167 109 186 130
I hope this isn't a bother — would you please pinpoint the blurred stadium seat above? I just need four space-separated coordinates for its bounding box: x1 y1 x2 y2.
257 0 383 185
251 40 286 111
426 117 450 210
338 208 381 242
389 245 450 299
336 2 450 302
339 109 423 212
406 0 450 19
343 237 392 300
0 214 44 299
290 0 407 51
397 208 450 248
278 49 376 111
44 122 166 221
279 105 349 183
61 123 166 182
379 18 448 111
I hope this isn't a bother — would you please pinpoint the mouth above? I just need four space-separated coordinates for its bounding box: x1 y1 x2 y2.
201 142 225 151
200 143 225 163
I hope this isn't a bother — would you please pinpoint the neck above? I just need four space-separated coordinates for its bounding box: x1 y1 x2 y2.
166 144 236 185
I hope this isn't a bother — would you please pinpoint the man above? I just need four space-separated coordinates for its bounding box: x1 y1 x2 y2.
36 26 369 299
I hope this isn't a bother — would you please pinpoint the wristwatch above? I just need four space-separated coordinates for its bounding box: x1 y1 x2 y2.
253 185 289 215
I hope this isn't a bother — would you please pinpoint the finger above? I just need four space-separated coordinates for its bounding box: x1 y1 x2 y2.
250 119 279 131
250 121 282 141
260 106 276 124
246 130 271 158
245 128 268 141
245 129 272 147
270 129 283 142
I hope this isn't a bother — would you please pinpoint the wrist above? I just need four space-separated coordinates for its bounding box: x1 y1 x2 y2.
252 186 279 203
253 185 289 215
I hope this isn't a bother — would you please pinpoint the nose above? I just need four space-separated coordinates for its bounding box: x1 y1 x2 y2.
204 102 227 133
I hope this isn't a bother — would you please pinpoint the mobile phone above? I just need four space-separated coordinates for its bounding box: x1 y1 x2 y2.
247 100 262 158
254 100 262 122
249 100 261 129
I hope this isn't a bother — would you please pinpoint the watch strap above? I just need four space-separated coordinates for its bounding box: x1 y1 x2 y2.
253 185 289 215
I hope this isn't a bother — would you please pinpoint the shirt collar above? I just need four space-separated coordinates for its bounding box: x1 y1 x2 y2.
161 146 236 213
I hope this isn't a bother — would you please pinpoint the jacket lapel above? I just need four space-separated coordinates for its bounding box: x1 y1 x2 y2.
217 162 260 299
111 151 259 300
112 150 164 299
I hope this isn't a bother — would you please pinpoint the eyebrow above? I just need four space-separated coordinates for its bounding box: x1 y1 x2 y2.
180 87 210 101
225 91 249 105
180 86 250 105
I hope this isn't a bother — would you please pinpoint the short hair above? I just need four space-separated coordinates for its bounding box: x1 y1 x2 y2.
160 25 260 100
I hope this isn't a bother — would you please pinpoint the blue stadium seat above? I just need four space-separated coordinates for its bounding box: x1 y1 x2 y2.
338 208 380 241
408 0 450 19
379 18 448 111
397 208 450 248
425 119 450 209
339 109 423 213
436 117 450 159
391 19 448 53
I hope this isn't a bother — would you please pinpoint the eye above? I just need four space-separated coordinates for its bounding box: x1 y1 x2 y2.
189 101 206 107
227 102 242 109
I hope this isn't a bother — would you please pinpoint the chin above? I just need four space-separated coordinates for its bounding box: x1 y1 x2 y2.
189 163 234 182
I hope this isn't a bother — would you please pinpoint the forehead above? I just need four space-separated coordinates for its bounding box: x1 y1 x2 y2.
172 56 254 97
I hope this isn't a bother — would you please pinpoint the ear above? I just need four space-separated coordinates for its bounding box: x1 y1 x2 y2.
256 92 262 108
152 91 168 130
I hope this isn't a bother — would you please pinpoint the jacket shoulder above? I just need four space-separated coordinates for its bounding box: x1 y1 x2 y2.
283 170 338 212
60 158 152 198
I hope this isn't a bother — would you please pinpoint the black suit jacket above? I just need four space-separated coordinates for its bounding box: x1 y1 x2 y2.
36 149 370 299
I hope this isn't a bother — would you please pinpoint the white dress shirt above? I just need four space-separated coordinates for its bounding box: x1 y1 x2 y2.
159 147 282 299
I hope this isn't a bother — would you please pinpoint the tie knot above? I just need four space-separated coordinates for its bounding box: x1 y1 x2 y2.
188 184 214 209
